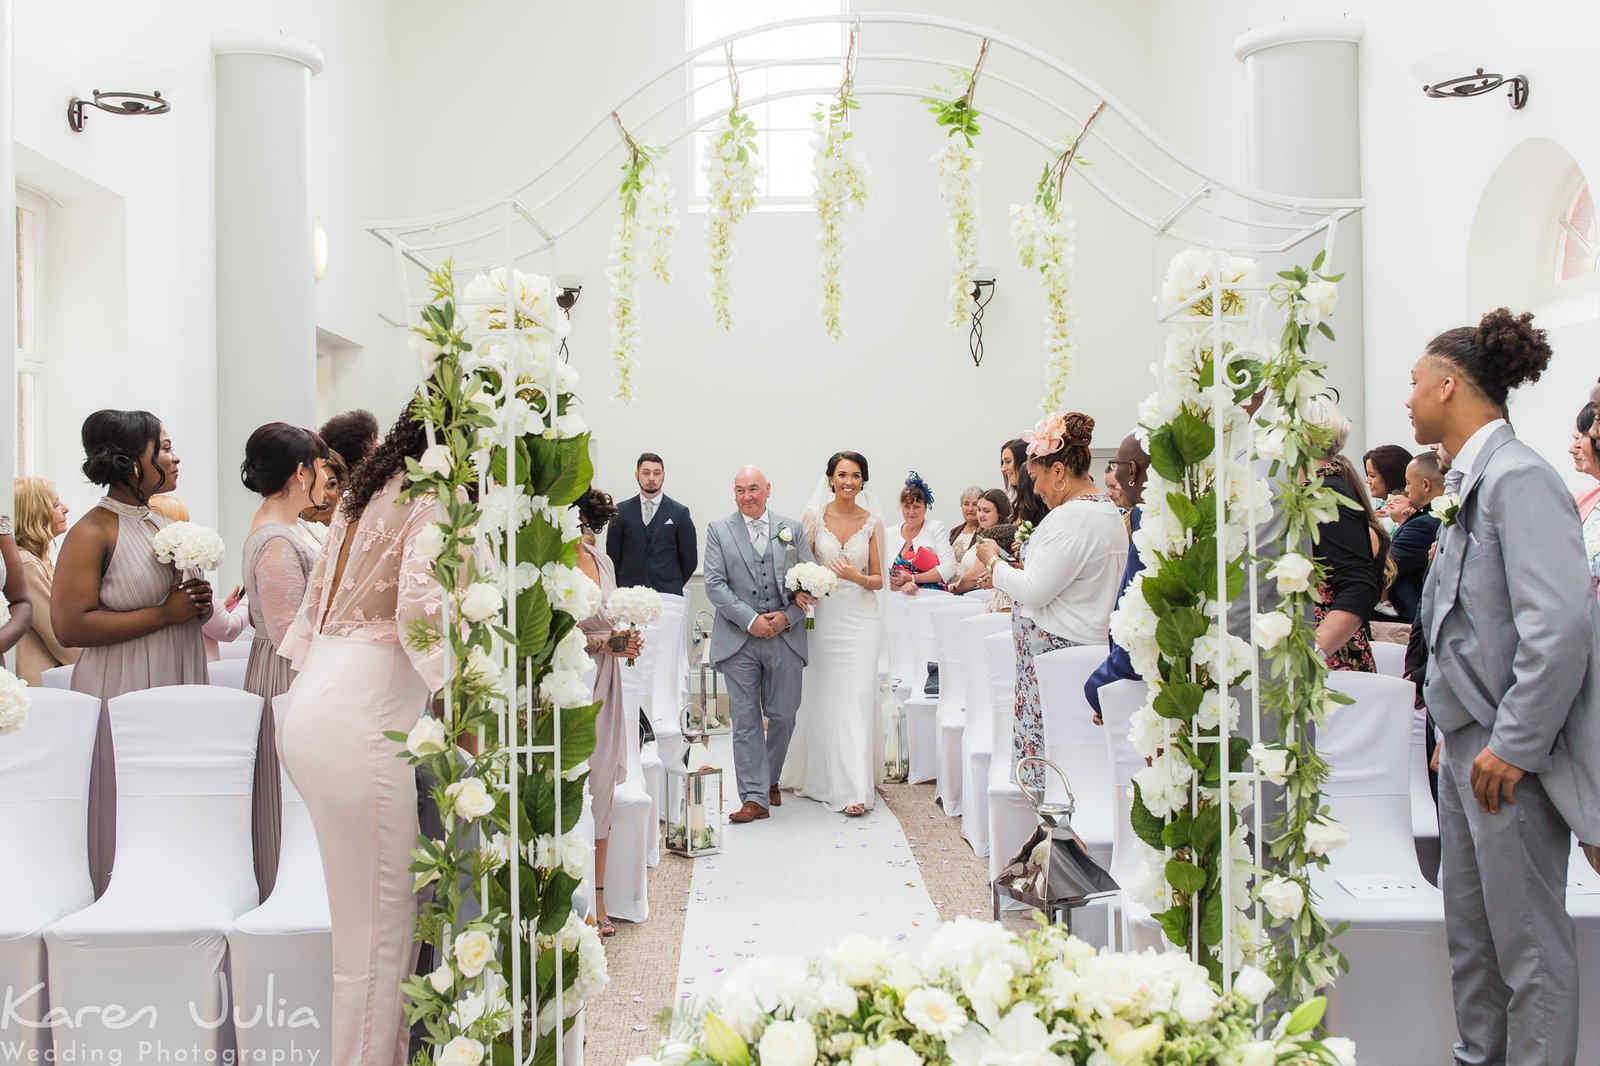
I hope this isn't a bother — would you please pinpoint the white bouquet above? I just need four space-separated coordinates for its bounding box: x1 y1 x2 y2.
0 666 30 736
152 521 226 573
606 585 663 666
784 561 837 629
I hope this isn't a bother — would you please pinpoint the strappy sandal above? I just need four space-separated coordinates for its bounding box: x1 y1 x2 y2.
844 805 867 817
592 886 617 937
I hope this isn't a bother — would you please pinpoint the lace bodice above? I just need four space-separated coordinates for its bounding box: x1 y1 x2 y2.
812 520 873 571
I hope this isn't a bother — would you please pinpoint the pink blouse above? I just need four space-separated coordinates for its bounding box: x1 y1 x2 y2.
279 472 447 692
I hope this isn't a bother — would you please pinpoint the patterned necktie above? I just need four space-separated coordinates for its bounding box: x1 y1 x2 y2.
751 518 768 556
643 498 656 525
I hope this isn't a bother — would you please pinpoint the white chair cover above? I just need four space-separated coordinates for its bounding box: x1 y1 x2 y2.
0 690 101 1059
40 664 73 689
900 591 955 784
1316 672 1456 1065
227 698 332 1066
45 685 264 1062
646 609 689 838
1410 706 1439 873
218 638 252 661
1033 646 1115 869
957 614 1010 857
885 591 916 697
982 629 1034 881
1371 640 1405 678
931 599 985 817
641 742 663 868
207 656 249 689
606 654 654 924
1095 679 1165 952
1566 842 1600 1050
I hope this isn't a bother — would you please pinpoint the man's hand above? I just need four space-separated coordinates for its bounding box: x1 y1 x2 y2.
767 611 790 635
1470 746 1525 813
750 614 778 639
793 591 817 611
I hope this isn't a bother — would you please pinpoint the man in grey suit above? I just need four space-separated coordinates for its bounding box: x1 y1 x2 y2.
702 466 818 823
1410 311 1600 1066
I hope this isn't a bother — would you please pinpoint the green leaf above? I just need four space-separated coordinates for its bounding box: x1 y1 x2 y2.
1140 559 1200 612
531 435 594 506
1310 249 1326 272
533 704 599 774
1166 492 1201 532
517 588 553 657
517 514 567 573
1170 410 1216 467
1190 803 1222 857
1152 680 1203 721
1154 904 1191 948
1161 810 1192 848
1156 606 1208 659
1166 858 1207 895
1285 996 1328 1036
1316 321 1336 341
1147 425 1186 483
1130 783 1167 851
1199 885 1224 945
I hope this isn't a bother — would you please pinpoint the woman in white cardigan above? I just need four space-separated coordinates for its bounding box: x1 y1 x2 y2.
976 412 1127 787
888 471 959 594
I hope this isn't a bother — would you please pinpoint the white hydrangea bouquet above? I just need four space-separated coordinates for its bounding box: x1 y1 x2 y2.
607 585 663 666
633 918 1354 1066
784 561 837 630
0 666 31 736
152 521 226 574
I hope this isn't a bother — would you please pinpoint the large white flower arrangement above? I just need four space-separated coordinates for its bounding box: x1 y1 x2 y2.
703 107 762 330
812 89 870 341
609 139 678 403
398 261 608 1061
631 919 1354 1066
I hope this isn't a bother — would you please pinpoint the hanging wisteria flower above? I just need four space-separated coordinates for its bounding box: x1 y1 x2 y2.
1010 200 1076 411
638 168 678 283
703 107 761 330
606 141 676 404
811 92 870 341
933 137 982 329
607 210 642 403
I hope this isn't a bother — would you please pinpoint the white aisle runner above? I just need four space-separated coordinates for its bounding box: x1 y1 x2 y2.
673 734 941 1006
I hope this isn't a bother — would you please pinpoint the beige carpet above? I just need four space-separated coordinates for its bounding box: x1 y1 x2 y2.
581 781 992 1065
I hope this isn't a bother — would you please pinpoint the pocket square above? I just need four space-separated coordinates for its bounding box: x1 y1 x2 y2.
664 518 674 524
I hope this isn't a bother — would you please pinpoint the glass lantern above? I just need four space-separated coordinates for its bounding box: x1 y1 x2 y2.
665 703 724 857
882 684 909 783
690 611 731 735
991 758 1118 935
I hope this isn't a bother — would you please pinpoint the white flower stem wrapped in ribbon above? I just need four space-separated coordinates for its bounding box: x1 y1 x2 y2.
151 521 225 574
606 585 663 666
784 561 837 630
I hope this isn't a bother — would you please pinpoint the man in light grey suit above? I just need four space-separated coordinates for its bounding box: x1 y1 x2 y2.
1410 312 1600 1066
702 466 818 823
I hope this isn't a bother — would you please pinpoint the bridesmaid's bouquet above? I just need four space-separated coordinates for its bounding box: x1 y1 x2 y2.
784 561 837 629
152 521 226 574
607 585 663 666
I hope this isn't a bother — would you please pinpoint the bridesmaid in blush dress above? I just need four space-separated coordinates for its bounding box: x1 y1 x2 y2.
237 421 329 899
52 411 212 898
277 407 446 1066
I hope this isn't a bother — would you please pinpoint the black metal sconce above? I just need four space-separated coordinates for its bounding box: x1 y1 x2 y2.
968 278 995 367
68 90 172 132
1421 68 1528 110
556 285 581 362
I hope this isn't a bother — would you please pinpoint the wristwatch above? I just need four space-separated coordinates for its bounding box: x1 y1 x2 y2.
0 516 11 536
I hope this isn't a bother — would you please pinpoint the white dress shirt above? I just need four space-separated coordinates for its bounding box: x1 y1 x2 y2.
1450 418 1507 483
641 491 661 526
989 498 1128 643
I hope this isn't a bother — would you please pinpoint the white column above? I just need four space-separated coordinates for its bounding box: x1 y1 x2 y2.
1234 20 1368 447
0 0 14 512
211 32 324 576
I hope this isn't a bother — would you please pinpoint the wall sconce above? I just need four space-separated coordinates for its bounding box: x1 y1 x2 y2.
312 217 328 282
555 284 582 362
968 277 995 367
1410 47 1528 110
67 90 172 132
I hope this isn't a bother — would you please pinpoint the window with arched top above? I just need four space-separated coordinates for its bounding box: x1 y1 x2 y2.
1557 179 1597 282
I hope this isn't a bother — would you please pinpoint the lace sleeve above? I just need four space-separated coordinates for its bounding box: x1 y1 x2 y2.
279 510 340 671
253 535 312 649
397 496 447 693
802 508 821 553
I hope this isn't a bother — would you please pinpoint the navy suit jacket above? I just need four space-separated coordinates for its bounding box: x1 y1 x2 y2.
605 494 698 596
1386 510 1440 624
1085 507 1144 713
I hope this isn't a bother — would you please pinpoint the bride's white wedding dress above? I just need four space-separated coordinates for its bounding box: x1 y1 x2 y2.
780 516 884 812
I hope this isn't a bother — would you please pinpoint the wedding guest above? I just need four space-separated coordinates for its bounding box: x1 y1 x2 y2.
1012 462 1051 529
0 513 31 658
54 410 212 897
239 422 329 898
605 451 697 597
12 477 70 685
1571 403 1600 594
1410 307 1596 1065
1103 461 1127 510
949 490 1013 593
1363 443 1414 504
949 485 985 559
1375 449 1445 644
277 401 449 1066
298 448 347 546
149 493 248 656
574 487 640 938
317 408 380 472
1000 439 1025 498
1085 433 1152 720
889 471 957 594
977 412 1126 787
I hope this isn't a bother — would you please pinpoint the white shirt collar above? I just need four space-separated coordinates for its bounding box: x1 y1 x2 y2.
745 510 768 526
1452 418 1507 481
641 490 662 502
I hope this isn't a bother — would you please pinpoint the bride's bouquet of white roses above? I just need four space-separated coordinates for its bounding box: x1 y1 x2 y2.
784 562 837 630
607 586 663 666
152 521 226 574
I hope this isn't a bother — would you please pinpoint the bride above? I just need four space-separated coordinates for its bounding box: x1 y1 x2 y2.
779 450 887 816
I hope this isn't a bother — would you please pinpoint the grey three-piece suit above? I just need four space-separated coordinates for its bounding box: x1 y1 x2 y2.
701 510 815 808
1420 423 1600 1066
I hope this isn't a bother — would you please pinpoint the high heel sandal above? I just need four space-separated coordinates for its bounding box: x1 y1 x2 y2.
592 886 617 937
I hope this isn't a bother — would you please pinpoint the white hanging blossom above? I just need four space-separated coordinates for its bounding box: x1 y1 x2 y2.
811 98 869 341
638 168 678 284
933 137 982 329
607 143 677 404
702 108 761 330
606 212 641 404
1010 200 1077 411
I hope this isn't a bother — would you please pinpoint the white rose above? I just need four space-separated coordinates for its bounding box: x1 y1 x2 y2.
451 990 487 1030
1271 552 1315 595
539 668 593 709
1250 743 1292 786
405 716 449 758
1259 876 1306 922
1239 1041 1277 1066
413 523 445 561
757 1019 817 1066
1252 611 1293 650
870 1040 920 1066
444 778 496 820
419 443 453 478
428 964 454 994
1323 1036 1357 1066
463 646 502 687
1233 965 1274 1006
553 629 590 672
1303 817 1350 856
558 830 590 880
459 582 504 623
826 934 891 987
453 929 495 978
1302 279 1339 321
903 987 967 1038
437 1035 485 1066
778 525 794 543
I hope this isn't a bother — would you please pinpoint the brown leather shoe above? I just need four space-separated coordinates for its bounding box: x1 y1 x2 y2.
728 800 770 823
769 786 782 807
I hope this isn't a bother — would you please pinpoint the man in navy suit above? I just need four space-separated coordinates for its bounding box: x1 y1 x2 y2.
606 452 698 596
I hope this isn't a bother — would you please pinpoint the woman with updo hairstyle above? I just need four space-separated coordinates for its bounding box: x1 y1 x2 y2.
54 410 213 897
1406 306 1594 1064
239 421 329 897
889 471 958 595
571 486 640 937
976 412 1127 787
298 448 348 545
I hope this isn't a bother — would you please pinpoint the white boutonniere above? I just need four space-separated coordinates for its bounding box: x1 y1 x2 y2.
777 525 794 545
1014 520 1035 548
1432 493 1461 527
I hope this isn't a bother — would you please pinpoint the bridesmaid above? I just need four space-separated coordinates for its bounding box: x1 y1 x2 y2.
12 477 69 684
239 422 328 899
277 404 448 1066
53 411 212 897
573 488 642 939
